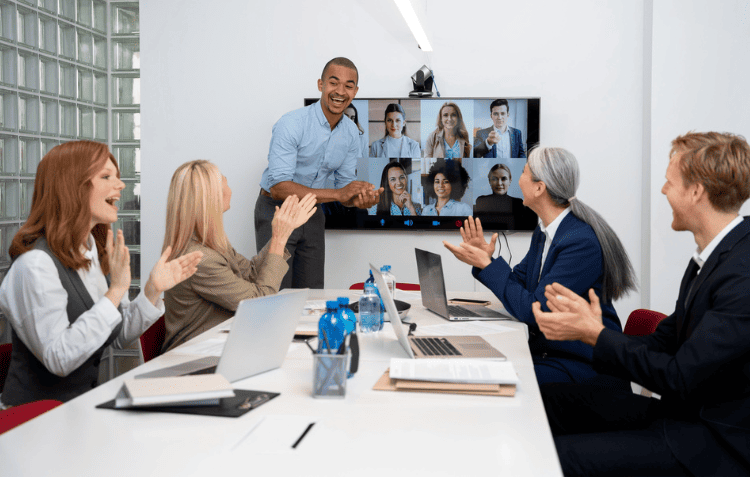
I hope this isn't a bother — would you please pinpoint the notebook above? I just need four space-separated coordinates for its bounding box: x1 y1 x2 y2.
370 263 505 360
136 289 308 382
415 248 511 321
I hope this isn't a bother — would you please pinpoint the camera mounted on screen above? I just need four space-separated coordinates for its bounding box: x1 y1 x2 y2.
409 65 434 97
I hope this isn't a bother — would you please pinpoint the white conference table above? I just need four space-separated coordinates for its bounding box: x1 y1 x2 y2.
0 289 562 477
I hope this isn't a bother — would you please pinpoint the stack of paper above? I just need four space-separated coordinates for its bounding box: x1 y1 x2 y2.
373 359 518 397
114 374 235 408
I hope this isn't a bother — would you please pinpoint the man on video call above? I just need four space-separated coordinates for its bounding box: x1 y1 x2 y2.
532 131 750 476
473 99 527 159
255 57 382 289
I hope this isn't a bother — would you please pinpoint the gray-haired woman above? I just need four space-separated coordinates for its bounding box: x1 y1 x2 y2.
444 146 636 386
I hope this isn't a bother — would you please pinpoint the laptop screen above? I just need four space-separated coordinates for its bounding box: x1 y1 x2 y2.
415 248 451 318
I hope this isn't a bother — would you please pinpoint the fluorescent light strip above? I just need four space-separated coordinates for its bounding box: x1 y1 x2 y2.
393 0 433 52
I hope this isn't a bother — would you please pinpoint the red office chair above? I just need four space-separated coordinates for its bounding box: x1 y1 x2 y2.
0 400 63 435
624 309 667 337
140 316 166 363
0 343 12 393
349 282 420 291
624 309 667 396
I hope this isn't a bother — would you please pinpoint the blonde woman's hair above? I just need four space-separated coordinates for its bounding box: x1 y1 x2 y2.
162 160 228 260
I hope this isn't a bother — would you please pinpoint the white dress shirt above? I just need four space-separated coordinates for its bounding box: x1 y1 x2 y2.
539 208 572 279
0 234 164 377
692 215 743 272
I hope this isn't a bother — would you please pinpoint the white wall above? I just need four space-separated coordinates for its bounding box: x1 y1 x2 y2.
649 0 750 313
142 0 653 322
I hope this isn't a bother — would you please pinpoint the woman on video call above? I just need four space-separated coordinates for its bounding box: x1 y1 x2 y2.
343 103 368 158
160 160 316 353
424 102 471 159
421 158 473 216
370 103 421 158
444 147 635 387
0 141 202 406
369 161 420 216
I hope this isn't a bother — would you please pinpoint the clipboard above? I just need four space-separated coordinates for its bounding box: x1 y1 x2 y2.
96 389 279 418
372 370 515 397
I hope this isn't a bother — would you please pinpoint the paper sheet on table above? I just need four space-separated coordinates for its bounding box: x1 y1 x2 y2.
390 358 519 384
232 415 318 454
414 321 517 337
303 300 327 315
171 337 226 357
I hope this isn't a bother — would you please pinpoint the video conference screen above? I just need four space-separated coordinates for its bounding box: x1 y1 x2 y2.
306 97 540 232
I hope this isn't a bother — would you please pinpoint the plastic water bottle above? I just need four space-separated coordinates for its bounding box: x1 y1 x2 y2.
318 300 345 353
359 282 382 333
338 297 356 336
365 271 385 331
380 265 396 299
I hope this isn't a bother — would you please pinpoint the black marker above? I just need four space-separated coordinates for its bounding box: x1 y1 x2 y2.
291 422 315 449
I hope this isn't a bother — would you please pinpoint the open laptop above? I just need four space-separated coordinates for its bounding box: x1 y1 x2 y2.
371 263 505 360
136 289 308 382
415 248 511 321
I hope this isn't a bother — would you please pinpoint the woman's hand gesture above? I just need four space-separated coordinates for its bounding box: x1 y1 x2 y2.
460 217 498 257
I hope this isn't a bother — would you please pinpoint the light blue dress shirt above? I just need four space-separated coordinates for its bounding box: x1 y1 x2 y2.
443 140 462 160
260 101 360 192
421 199 472 216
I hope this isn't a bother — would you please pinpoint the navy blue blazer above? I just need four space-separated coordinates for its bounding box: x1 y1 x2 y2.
473 126 527 158
473 213 622 379
594 217 750 475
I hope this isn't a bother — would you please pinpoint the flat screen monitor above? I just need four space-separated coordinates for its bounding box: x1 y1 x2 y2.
304 97 540 232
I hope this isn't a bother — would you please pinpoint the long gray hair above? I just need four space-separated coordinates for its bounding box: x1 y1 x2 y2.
527 146 636 302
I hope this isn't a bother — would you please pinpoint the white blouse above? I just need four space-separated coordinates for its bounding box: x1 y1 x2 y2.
0 235 164 377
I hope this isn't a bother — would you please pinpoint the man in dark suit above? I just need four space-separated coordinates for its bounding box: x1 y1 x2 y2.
473 99 526 158
532 131 750 476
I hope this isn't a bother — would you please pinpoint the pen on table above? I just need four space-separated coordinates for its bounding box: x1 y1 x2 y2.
291 422 316 449
303 337 316 354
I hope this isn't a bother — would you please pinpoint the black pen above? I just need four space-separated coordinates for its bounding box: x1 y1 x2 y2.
321 329 332 354
292 422 315 449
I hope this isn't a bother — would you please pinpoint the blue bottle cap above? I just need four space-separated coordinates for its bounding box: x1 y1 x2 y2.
326 300 338 310
337 297 349 306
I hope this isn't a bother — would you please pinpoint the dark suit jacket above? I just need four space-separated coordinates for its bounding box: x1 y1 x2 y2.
473 193 538 230
473 213 622 382
473 126 526 158
594 217 750 475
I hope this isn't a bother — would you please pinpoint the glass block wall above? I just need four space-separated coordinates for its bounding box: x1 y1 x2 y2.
0 0 140 344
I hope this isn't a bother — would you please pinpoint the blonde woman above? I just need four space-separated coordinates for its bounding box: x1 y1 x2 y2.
161 160 316 352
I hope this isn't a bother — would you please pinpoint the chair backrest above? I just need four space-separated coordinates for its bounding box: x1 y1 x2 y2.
0 343 12 393
349 282 420 291
624 309 667 337
140 316 166 362
0 400 62 435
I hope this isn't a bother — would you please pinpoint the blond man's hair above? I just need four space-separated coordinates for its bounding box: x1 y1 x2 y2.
671 132 750 213
162 160 228 260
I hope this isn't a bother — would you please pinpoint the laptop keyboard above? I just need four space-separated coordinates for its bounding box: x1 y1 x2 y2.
411 337 462 356
448 305 482 317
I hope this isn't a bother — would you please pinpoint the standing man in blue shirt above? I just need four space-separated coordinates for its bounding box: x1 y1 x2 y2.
255 57 382 289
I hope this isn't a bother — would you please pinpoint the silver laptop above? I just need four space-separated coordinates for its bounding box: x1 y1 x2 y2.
371 264 505 360
136 289 308 382
414 248 511 321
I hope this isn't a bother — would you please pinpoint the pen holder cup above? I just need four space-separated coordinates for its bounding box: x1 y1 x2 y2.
312 351 349 399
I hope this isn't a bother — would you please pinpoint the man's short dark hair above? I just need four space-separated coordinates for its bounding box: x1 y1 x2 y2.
321 57 358 85
490 99 509 113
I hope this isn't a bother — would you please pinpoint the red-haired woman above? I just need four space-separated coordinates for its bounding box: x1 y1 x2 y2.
0 141 202 407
